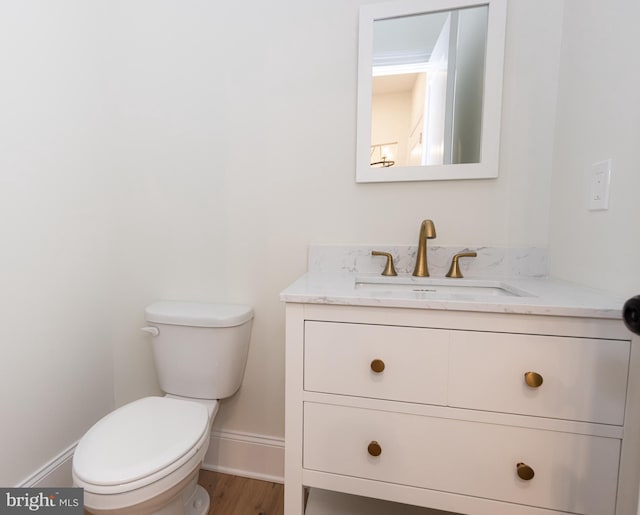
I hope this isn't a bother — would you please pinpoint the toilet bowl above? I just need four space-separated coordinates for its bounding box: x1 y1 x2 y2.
73 301 253 514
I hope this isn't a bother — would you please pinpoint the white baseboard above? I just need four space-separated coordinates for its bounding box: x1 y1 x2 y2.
202 429 284 484
17 430 284 489
18 442 77 488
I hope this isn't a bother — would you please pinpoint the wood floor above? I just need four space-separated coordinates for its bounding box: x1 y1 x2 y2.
83 471 284 515
198 470 284 515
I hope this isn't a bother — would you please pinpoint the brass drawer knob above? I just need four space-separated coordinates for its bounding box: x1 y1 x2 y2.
368 441 382 457
370 359 385 373
516 462 535 480
524 371 543 388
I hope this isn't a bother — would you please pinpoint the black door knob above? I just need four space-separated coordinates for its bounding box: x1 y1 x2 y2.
623 296 640 336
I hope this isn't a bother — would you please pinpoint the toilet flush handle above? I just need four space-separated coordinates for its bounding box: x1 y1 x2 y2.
140 326 160 337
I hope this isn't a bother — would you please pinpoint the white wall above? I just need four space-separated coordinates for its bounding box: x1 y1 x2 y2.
548 0 640 297
0 2 115 485
0 0 570 485
501 0 565 248
105 0 565 442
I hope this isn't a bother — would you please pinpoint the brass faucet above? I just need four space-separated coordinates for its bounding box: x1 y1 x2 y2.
412 219 436 277
446 252 477 278
371 251 397 276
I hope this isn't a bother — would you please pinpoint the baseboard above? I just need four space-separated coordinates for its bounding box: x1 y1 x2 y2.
18 442 77 488
17 430 285 489
202 429 284 484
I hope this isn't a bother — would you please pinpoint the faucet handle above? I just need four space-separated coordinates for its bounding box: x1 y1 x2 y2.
371 251 398 276
446 252 477 279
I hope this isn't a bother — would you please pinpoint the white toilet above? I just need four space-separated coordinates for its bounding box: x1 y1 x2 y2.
72 300 253 515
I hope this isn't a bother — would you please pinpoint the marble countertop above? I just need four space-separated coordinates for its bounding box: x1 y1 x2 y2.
280 272 626 319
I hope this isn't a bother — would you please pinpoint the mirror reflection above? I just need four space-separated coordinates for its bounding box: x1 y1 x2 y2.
370 6 488 169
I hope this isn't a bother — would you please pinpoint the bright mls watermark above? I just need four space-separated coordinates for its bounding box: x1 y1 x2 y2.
0 488 83 514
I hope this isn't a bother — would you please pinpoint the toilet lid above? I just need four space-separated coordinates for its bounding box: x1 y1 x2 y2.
145 300 254 327
73 396 208 487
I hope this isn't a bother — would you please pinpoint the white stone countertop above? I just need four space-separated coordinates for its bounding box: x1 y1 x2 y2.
280 272 626 319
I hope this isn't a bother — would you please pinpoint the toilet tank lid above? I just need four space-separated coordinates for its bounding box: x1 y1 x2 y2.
145 301 254 327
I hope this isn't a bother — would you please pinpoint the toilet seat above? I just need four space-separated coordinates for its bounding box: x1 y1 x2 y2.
73 396 210 495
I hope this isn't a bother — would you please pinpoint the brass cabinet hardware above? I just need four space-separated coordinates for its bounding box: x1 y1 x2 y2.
524 371 544 388
445 252 478 278
367 441 382 457
516 462 535 480
412 219 436 277
370 359 385 373
371 251 397 276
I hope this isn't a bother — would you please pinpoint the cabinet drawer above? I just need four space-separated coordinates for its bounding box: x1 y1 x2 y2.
304 402 620 515
304 321 448 405
449 331 630 424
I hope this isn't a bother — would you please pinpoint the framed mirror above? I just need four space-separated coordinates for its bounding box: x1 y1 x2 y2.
356 0 507 183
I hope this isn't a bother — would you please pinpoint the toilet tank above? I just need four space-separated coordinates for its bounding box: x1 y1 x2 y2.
144 301 253 400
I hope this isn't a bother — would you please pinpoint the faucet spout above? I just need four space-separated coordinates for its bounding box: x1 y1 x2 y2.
412 219 436 277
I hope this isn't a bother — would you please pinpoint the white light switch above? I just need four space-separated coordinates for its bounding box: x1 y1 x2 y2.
588 159 612 211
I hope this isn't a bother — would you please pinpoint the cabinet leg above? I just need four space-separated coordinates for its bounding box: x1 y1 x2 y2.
284 483 305 515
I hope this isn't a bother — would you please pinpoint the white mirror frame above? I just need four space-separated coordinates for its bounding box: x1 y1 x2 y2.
356 0 507 183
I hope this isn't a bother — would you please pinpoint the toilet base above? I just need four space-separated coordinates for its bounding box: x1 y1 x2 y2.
152 476 209 515
84 466 210 515
184 484 210 515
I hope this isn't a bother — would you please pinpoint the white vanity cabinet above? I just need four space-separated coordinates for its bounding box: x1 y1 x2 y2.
284 303 640 515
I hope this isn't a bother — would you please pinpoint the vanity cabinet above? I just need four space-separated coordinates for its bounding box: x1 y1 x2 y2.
284 303 640 515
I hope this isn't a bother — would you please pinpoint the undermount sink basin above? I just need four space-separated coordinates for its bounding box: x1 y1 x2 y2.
354 276 532 298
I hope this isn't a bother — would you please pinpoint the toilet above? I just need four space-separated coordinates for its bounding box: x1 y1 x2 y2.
72 301 253 515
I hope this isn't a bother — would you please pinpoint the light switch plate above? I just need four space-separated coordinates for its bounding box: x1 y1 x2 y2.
588 159 612 211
